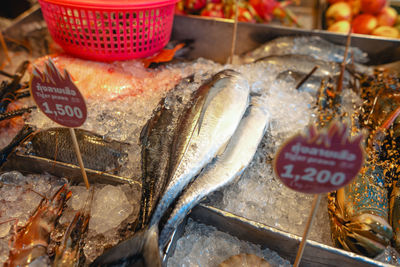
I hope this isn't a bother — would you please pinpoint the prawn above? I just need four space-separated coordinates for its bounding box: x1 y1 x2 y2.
4 184 71 267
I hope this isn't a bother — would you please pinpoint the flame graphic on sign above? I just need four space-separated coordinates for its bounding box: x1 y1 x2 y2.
30 58 87 128
305 121 364 150
274 120 365 194
32 58 74 86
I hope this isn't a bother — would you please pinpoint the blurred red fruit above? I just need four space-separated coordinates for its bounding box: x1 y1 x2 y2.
184 0 207 12
200 3 225 18
372 25 400 38
175 1 186 15
352 13 378 34
328 20 351 33
377 6 398 26
360 0 386 14
249 0 278 21
325 2 352 27
347 0 361 15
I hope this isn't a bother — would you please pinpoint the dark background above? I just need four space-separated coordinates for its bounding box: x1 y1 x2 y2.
0 0 33 19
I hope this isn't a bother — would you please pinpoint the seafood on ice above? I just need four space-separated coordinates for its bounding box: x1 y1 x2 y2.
158 95 271 251
0 171 141 266
2 33 400 266
238 35 368 64
149 69 250 230
328 68 400 257
32 54 185 101
92 69 251 266
138 75 198 229
5 184 71 267
22 127 130 174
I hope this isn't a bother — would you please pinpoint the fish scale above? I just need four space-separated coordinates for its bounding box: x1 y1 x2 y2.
26 128 129 174
159 96 271 252
90 69 250 267
149 69 250 228
139 75 196 229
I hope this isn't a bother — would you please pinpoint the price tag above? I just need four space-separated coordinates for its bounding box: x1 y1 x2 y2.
30 59 87 128
274 121 364 194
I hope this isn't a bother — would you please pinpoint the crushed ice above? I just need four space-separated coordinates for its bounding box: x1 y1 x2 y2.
25 54 336 248
2 37 374 264
0 171 139 265
167 218 291 267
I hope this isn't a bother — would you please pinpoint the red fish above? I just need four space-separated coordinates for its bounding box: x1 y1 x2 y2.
32 54 184 101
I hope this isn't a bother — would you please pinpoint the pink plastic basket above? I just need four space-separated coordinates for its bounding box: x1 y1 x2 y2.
38 0 178 61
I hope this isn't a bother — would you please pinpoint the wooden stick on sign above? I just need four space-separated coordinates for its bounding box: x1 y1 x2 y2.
336 27 352 92
229 0 239 64
69 128 90 189
293 194 322 267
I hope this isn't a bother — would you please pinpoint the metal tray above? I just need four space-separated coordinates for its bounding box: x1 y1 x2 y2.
0 151 139 186
165 204 390 267
171 15 400 65
2 8 400 266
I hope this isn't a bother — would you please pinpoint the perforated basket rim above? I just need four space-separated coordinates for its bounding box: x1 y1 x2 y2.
39 0 179 9
38 0 178 61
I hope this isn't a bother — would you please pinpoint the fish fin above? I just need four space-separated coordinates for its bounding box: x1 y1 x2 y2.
171 74 227 177
196 79 225 135
90 226 161 267
216 139 230 156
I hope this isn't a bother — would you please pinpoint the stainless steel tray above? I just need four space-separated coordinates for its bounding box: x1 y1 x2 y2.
2 8 400 266
171 15 400 65
0 152 140 186
167 204 390 267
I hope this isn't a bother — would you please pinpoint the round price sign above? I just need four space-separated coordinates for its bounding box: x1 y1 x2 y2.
30 59 87 128
274 122 364 194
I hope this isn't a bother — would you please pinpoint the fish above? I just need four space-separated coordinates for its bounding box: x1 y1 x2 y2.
158 95 271 252
238 36 368 64
149 69 250 229
24 127 130 174
138 75 195 229
276 69 325 96
90 69 250 266
255 54 342 77
32 54 183 101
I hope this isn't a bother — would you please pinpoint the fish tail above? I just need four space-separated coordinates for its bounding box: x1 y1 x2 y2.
143 225 162 267
90 225 161 267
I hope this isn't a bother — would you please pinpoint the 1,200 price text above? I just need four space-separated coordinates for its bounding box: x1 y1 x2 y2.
280 164 346 186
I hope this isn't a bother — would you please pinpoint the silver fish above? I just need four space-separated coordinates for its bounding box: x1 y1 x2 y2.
149 69 250 228
90 69 250 266
256 54 342 77
239 36 368 64
158 96 271 252
138 75 195 229
276 70 326 96
25 127 129 174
